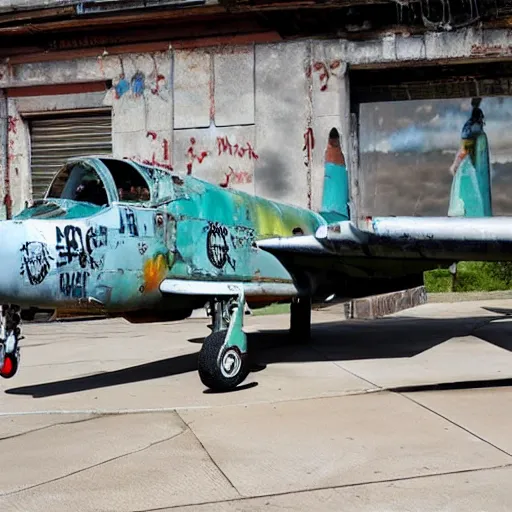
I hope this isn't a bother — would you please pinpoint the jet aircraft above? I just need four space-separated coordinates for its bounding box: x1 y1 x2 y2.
1 128 511 392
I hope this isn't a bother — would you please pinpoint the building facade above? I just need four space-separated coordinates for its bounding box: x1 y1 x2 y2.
2 0 512 223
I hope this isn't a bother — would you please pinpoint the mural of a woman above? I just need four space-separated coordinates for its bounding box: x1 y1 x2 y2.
448 98 492 217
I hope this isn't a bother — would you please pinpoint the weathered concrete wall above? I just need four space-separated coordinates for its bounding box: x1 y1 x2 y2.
1 42 346 216
1 27 511 219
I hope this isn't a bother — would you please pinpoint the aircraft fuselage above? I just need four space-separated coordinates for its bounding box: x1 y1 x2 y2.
0 157 326 319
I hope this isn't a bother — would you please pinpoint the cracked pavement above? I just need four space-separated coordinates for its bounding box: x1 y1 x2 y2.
1 298 512 511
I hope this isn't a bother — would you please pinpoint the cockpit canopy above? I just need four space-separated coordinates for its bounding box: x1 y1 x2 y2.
46 159 153 206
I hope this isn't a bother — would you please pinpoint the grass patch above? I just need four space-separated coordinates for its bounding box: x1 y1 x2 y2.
251 303 291 316
425 261 512 293
250 262 512 317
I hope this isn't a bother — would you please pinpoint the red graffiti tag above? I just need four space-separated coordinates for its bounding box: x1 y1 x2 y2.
306 60 342 91
129 132 172 170
216 136 259 160
163 139 169 161
7 116 18 134
186 137 209 175
219 167 253 188
303 127 315 166
131 155 173 171
151 74 166 95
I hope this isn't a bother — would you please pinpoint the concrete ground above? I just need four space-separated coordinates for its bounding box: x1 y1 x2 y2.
1 298 512 511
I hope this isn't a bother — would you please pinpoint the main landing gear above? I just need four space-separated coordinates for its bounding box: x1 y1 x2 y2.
0 305 22 379
198 292 313 392
198 290 250 392
290 296 312 342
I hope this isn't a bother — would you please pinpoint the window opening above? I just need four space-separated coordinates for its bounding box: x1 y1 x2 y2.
47 162 109 206
100 159 151 203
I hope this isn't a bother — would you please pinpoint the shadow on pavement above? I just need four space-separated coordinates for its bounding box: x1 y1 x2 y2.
6 309 512 398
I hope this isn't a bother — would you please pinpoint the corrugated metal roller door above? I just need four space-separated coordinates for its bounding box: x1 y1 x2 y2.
30 113 112 200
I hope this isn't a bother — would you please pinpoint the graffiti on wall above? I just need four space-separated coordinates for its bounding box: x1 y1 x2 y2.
306 60 342 91
186 137 209 175
7 116 18 134
182 134 256 189
114 71 167 99
216 136 259 161
219 167 252 188
359 96 512 217
133 131 173 171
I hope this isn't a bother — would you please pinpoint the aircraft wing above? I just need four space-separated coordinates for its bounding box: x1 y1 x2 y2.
257 216 512 263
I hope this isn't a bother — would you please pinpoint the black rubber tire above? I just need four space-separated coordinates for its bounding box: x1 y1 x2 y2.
198 330 250 392
0 353 19 379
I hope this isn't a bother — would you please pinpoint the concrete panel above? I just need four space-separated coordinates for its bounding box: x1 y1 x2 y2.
0 91 6 222
111 53 173 168
425 28 481 60
340 336 512 389
214 47 255 127
311 40 344 118
10 60 79 85
6 99 31 216
407 387 512 455
0 428 239 510
342 36 397 65
342 40 384 65
477 29 512 58
396 35 427 61
255 42 310 207
113 128 170 166
14 92 107 114
0 413 97 440
174 50 211 129
0 412 186 494
173 125 256 193
180 392 510 497
112 94 147 134
163 466 512 511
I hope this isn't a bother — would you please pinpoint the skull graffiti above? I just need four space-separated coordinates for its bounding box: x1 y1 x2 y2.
20 242 54 286
206 222 235 270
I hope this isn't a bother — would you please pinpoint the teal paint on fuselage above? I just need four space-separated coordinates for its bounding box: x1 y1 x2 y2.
2 158 327 313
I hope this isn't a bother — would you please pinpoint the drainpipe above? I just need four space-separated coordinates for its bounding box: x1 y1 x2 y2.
0 90 10 220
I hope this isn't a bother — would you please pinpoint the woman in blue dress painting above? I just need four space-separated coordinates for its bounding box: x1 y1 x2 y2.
448 98 492 217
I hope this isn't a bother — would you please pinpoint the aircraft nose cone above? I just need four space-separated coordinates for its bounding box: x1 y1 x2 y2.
0 220 30 303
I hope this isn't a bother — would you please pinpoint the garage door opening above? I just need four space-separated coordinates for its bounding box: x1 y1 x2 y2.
29 112 112 200
350 61 512 218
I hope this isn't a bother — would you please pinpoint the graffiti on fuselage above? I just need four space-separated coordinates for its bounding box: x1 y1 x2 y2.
119 207 139 237
230 226 255 250
205 221 236 271
20 241 54 286
55 225 108 270
59 271 90 299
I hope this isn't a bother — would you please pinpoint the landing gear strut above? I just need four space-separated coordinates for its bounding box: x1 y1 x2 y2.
290 296 312 342
198 290 250 392
0 305 22 379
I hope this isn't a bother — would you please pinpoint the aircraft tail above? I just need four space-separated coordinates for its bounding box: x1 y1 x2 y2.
319 128 350 223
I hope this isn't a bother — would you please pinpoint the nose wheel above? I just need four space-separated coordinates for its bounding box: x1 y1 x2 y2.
0 305 22 380
0 352 19 379
198 291 249 392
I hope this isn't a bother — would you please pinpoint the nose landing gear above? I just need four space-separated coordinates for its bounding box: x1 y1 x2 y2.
198 290 249 392
0 305 22 380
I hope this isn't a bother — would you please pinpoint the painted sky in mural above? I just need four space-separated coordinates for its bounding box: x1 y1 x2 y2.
359 96 512 216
